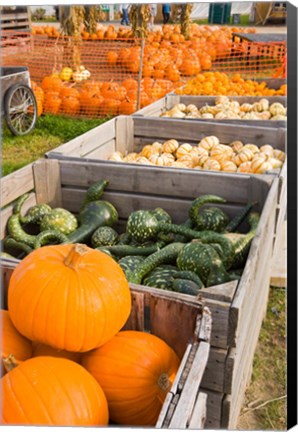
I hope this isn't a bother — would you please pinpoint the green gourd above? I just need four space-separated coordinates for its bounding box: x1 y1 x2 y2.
3 237 33 257
91 226 119 248
143 265 178 289
20 203 52 224
127 242 185 284
40 208 78 235
118 255 146 277
96 242 165 257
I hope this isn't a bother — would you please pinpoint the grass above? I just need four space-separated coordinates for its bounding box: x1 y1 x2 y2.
1 114 108 177
238 286 286 430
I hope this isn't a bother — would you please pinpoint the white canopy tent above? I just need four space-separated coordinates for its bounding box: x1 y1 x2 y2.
190 2 253 19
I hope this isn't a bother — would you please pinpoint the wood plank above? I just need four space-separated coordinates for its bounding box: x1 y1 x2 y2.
149 296 200 359
81 140 116 160
201 347 227 393
121 292 144 331
270 220 287 287
115 115 134 154
200 280 238 303
188 392 208 429
1 163 34 208
202 389 223 429
58 160 255 203
228 178 278 347
45 118 116 156
169 341 210 428
32 160 62 207
133 117 286 148
134 98 167 117
0 12 29 20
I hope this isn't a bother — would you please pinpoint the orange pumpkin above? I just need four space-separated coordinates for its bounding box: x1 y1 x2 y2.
8 244 131 352
0 356 109 425
79 91 104 115
41 75 63 92
60 96 80 116
119 97 137 115
100 98 121 116
43 93 62 114
1 310 32 376
81 330 180 426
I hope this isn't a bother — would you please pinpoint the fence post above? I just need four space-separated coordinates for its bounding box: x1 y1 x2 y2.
137 38 145 111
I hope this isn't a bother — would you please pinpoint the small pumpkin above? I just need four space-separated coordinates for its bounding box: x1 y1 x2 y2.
175 143 193 158
162 139 179 154
198 135 219 151
81 330 180 426
8 244 131 352
0 356 108 425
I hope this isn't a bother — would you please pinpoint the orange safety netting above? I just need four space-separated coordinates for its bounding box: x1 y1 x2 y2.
2 27 287 119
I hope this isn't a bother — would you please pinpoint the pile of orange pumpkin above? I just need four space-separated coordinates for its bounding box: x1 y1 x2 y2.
176 72 287 96
31 74 181 117
1 243 180 426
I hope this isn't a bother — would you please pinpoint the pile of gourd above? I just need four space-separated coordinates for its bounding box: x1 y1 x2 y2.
160 97 287 121
3 180 259 293
108 136 286 174
1 180 261 426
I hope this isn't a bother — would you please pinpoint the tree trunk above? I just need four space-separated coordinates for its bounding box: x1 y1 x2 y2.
59 6 85 71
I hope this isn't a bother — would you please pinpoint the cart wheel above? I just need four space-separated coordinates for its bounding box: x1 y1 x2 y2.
4 83 38 136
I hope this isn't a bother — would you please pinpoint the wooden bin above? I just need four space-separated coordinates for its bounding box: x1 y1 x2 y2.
1 158 279 428
45 115 287 252
133 94 287 128
1 260 211 429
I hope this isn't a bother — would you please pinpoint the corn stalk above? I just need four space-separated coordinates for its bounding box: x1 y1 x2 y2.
129 4 151 39
179 3 193 40
85 6 102 33
59 6 85 71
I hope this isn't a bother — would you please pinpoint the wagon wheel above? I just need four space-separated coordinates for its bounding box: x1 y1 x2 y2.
4 83 38 136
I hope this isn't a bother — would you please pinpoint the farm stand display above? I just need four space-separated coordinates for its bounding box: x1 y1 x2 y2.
1 158 279 427
1 257 211 429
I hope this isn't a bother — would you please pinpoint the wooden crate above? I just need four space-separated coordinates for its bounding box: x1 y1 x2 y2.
0 260 211 429
134 94 287 128
0 158 280 428
46 115 287 255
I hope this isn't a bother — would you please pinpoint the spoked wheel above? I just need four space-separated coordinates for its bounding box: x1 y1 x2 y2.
4 84 38 136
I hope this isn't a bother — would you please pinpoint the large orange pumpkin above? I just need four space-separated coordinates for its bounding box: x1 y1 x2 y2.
8 244 131 352
81 330 180 426
0 356 109 425
1 310 32 376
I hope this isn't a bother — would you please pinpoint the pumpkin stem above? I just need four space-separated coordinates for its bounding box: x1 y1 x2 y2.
3 354 18 373
64 243 90 269
158 372 171 391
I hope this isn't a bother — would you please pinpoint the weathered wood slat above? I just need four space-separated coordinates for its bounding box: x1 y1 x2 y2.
169 341 210 428
201 389 223 429
188 392 208 429
270 220 287 287
133 117 286 148
201 347 227 392
58 160 258 203
45 118 116 157
81 140 115 159
1 163 34 208
115 115 134 154
33 159 62 207
228 178 278 348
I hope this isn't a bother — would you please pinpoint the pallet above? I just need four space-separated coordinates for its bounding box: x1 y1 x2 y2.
134 94 287 129
0 7 31 32
0 158 279 428
0 260 212 429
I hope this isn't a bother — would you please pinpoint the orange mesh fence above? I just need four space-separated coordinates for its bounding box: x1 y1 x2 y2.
2 26 287 119
211 40 287 79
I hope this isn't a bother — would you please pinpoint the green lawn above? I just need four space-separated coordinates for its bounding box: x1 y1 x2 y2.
2 114 108 177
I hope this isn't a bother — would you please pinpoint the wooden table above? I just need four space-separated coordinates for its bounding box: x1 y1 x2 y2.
232 32 286 44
